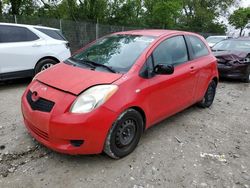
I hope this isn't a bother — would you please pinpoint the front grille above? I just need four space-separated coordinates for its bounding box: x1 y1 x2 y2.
26 90 55 112
27 120 49 141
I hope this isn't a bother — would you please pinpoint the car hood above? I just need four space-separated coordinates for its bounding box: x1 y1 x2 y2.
213 50 249 58
213 50 250 65
36 63 123 95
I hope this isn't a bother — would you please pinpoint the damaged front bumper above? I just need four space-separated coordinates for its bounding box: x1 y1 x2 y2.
215 51 250 80
217 63 249 79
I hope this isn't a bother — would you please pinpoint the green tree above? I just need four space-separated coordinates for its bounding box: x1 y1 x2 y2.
152 1 182 29
1 0 38 16
229 7 250 36
36 0 108 22
0 0 240 34
37 0 63 18
106 0 144 26
78 0 108 22
180 0 237 33
9 0 22 15
143 0 182 29
0 0 2 17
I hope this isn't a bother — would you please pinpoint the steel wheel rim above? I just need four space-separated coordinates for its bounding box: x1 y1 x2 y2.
115 119 136 148
41 63 54 71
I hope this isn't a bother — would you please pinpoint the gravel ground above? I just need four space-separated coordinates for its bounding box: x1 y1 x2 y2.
0 79 250 188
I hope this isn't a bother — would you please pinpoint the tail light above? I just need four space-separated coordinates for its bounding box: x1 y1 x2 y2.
65 42 70 49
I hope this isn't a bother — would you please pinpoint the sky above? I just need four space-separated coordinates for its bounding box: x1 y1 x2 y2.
222 0 250 35
241 0 250 8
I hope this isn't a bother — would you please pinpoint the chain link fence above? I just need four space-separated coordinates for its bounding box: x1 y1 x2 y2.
0 15 140 52
0 15 223 52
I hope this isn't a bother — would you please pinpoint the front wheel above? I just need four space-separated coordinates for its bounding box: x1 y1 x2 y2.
197 80 217 108
104 109 144 159
242 73 250 83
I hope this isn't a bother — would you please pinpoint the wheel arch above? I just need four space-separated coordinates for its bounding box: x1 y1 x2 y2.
35 56 60 69
129 106 147 132
197 76 218 103
212 76 218 86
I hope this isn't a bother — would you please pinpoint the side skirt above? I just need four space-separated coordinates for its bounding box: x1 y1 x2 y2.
0 69 34 81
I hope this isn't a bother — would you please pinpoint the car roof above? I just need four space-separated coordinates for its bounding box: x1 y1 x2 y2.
0 22 59 31
225 37 250 41
234 37 250 40
114 29 191 37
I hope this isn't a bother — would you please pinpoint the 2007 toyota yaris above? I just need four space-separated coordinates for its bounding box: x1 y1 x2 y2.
21 30 219 159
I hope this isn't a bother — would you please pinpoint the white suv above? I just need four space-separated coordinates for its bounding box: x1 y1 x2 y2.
0 23 71 80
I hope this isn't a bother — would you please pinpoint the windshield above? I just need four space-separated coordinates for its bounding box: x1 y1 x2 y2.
70 34 155 73
212 40 250 52
206 36 226 43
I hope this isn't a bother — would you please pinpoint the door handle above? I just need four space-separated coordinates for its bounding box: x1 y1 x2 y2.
190 66 196 73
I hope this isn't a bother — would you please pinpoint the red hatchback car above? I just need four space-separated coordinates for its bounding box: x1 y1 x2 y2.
21 30 218 159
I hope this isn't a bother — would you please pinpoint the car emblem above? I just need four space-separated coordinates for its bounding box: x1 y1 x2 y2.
31 91 39 102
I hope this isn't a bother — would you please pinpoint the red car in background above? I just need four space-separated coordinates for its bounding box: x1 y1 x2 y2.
212 37 250 82
21 30 218 159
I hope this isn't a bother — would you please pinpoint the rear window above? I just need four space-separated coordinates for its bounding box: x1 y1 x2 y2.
188 36 209 58
35 28 66 41
0 25 39 43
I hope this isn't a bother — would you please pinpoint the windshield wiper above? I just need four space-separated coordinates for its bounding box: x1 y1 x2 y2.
80 58 117 73
67 57 96 69
212 49 226 52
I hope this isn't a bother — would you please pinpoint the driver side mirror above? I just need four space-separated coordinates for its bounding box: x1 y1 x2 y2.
154 64 174 75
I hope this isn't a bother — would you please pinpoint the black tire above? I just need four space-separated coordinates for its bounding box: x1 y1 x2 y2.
197 80 217 108
104 109 144 159
35 59 57 75
242 73 250 83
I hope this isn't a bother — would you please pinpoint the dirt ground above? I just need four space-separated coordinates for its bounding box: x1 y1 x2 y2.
0 78 249 188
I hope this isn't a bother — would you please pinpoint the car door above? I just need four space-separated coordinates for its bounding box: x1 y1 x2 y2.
145 35 199 124
0 25 42 74
185 35 211 101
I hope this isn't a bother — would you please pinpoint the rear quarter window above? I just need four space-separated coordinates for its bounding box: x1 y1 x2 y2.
188 35 209 59
0 25 39 43
35 28 66 41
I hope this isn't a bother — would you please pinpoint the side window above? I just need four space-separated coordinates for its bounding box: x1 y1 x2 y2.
0 25 39 43
35 28 66 41
188 35 209 58
153 36 188 66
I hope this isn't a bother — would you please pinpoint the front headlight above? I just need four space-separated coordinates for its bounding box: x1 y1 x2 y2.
70 85 118 113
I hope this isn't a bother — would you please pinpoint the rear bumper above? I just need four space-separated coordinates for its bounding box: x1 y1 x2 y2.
57 49 71 62
218 63 249 79
21 83 118 155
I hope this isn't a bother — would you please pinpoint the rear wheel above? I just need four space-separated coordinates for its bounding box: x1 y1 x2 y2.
35 59 57 75
197 80 217 108
104 109 144 159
